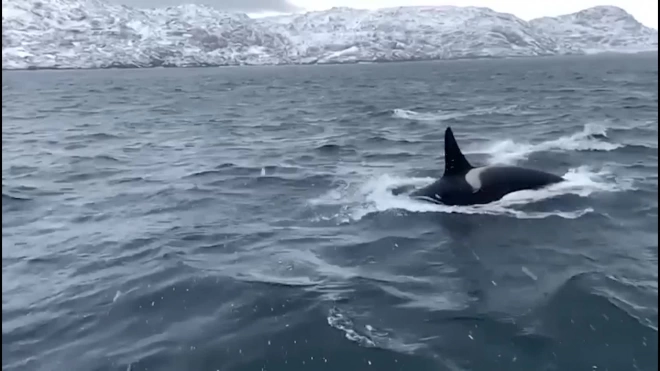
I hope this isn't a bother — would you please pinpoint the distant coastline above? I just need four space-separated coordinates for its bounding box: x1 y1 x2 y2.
2 50 657 73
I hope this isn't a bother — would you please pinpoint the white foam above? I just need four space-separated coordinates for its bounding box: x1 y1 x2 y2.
327 307 427 354
392 109 465 121
327 308 377 348
389 116 621 165
466 123 622 165
392 105 519 122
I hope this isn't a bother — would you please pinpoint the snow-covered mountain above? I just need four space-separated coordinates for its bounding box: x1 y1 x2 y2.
258 6 560 64
529 6 658 54
2 0 657 70
2 0 295 69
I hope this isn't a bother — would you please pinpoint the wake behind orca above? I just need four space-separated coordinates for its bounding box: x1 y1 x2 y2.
409 127 565 206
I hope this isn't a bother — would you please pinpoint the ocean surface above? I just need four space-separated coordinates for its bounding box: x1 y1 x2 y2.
2 53 658 371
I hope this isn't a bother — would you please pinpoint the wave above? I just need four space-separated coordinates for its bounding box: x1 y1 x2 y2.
183 163 303 179
527 271 658 366
2 184 36 212
392 112 622 164
392 105 520 121
464 123 623 165
325 271 658 368
392 106 640 163
327 306 428 355
2 192 32 211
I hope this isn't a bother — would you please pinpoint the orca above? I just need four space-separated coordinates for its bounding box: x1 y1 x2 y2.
409 127 565 206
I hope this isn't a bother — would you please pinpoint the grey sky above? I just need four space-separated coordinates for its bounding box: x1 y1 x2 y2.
112 0 302 13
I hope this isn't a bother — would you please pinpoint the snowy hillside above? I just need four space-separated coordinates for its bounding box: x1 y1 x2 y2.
2 0 295 69
258 6 560 64
2 0 657 70
529 6 658 54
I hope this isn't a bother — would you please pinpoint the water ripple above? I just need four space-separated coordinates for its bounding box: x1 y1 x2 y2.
2 54 657 371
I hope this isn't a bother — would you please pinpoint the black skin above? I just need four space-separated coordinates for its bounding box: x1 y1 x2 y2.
408 126 565 206
410 165 565 206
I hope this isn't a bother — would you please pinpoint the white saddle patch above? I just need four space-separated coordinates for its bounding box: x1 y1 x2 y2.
464 166 490 192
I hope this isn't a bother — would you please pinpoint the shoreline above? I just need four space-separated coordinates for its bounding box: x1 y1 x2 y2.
2 50 657 72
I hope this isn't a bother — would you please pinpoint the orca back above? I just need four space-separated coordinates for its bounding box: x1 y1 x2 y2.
409 127 565 206
477 166 564 197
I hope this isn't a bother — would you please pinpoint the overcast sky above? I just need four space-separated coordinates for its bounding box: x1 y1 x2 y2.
113 0 657 28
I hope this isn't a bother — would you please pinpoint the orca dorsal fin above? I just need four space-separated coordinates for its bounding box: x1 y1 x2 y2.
443 126 473 177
